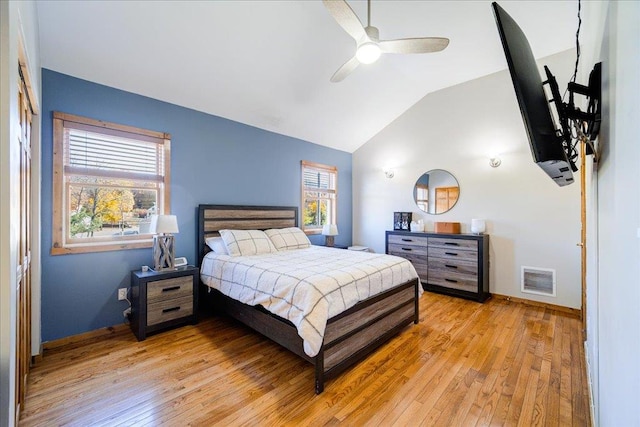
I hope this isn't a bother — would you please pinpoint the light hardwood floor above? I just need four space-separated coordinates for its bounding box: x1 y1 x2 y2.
20 292 590 426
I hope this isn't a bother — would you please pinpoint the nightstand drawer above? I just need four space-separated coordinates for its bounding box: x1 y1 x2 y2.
147 295 194 326
147 276 193 302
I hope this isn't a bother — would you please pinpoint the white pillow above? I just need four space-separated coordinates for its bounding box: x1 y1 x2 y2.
205 236 229 255
219 229 277 256
265 227 311 250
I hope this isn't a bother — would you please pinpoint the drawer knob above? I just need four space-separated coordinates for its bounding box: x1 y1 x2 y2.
444 242 460 246
162 286 181 292
445 252 458 256
445 264 458 269
445 278 458 283
162 306 181 313
401 247 413 251
401 238 413 242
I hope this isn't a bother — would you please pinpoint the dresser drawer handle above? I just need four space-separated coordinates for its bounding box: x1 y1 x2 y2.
401 238 413 242
444 242 460 246
445 264 458 269
445 252 458 256
401 247 413 251
445 278 458 283
162 306 181 313
162 286 181 292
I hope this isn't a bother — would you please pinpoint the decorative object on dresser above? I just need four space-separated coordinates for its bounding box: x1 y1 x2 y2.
434 221 461 234
150 214 180 271
393 212 412 230
410 219 424 232
386 230 490 302
130 265 199 341
322 224 339 247
471 219 486 234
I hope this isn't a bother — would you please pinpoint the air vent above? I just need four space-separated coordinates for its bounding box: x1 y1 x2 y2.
521 266 556 297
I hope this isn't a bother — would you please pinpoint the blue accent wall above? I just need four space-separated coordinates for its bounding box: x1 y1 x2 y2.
41 69 352 342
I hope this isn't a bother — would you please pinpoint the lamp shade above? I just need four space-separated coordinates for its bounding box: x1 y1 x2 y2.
322 224 339 236
150 214 179 234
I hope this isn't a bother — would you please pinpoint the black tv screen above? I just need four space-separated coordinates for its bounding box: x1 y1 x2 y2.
492 2 574 186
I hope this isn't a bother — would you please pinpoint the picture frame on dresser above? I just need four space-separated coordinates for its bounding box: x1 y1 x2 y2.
386 230 490 302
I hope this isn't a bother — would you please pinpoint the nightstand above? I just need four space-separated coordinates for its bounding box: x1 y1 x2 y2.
130 265 199 341
332 245 349 249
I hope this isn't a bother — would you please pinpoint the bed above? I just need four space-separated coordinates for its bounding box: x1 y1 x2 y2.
197 204 420 393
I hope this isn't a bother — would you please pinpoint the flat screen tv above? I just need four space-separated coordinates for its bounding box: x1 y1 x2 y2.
492 2 574 186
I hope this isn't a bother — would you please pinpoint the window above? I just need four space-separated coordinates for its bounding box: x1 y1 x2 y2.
301 161 337 234
52 112 171 254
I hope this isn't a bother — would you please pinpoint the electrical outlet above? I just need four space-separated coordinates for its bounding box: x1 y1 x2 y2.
118 288 127 301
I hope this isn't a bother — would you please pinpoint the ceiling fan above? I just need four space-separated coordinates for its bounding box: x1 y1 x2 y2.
323 0 449 82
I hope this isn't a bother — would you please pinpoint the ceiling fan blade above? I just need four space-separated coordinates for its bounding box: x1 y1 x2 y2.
323 0 365 41
330 56 360 83
379 37 450 54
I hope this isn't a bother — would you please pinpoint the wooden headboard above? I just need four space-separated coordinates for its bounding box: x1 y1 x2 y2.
197 204 298 265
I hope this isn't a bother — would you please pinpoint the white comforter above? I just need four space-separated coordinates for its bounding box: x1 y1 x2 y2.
200 246 419 357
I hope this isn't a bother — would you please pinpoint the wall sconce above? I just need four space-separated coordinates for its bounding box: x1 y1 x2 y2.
384 169 395 179
322 224 339 247
489 156 502 168
150 214 179 271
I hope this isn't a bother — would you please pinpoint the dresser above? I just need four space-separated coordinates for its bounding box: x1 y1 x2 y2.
386 230 490 302
130 266 199 340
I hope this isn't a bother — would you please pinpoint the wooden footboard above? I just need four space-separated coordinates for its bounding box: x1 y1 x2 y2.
203 277 419 394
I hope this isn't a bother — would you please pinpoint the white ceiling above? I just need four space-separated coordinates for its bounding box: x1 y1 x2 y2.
37 0 579 153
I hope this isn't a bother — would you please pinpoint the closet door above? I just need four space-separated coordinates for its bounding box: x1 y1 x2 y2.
16 65 33 415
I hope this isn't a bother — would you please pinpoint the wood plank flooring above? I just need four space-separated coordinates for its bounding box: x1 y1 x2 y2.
19 292 591 426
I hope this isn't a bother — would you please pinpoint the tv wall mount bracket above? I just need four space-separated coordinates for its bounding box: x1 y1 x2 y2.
543 62 602 171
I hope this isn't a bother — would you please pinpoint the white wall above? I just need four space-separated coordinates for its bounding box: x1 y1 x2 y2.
0 1 40 426
583 1 640 425
353 50 582 308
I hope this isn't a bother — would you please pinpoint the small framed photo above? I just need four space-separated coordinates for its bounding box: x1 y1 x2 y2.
393 212 412 230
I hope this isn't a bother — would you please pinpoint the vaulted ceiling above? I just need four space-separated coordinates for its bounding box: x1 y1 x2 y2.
37 1 578 153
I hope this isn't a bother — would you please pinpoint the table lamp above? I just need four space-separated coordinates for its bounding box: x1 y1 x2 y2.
322 224 339 247
150 214 179 270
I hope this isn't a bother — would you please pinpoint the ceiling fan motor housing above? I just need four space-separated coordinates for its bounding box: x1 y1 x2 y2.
362 26 380 44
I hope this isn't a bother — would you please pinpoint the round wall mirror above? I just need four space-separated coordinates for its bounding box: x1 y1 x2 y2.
413 169 460 214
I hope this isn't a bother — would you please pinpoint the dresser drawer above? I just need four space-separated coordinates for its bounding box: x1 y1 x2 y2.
147 276 193 303
388 250 429 279
388 234 430 247
147 295 194 326
428 237 478 251
428 246 477 262
428 257 478 277
388 243 428 257
427 267 478 293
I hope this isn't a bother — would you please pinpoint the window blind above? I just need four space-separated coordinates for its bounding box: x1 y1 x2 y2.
65 129 165 182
